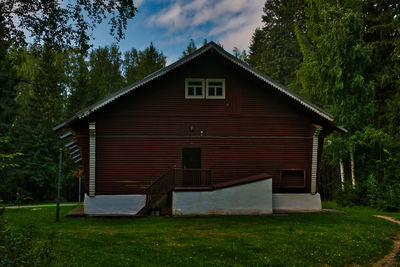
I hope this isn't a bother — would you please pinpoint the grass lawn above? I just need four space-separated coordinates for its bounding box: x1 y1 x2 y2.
2 203 400 266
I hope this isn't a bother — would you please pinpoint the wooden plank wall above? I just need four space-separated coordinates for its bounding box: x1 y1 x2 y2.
72 51 332 195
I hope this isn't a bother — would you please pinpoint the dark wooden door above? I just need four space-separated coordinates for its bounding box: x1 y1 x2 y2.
182 148 201 169
182 148 202 185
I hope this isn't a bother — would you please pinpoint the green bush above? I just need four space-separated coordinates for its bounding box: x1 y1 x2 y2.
366 174 379 206
0 209 54 267
377 185 400 212
335 174 400 212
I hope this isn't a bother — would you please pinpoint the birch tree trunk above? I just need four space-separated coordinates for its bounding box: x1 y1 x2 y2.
350 147 356 189
339 158 345 191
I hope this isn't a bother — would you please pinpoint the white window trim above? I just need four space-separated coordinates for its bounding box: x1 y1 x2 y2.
206 78 225 99
185 78 205 99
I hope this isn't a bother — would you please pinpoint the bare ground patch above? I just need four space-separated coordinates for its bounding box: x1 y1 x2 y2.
373 215 400 267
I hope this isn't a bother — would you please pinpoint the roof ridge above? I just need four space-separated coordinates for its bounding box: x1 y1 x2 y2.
54 41 333 132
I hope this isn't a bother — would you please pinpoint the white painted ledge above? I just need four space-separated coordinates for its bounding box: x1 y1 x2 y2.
172 178 273 215
272 193 322 212
84 194 145 215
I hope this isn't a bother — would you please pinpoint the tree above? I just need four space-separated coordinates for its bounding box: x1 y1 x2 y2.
0 0 138 203
7 46 68 200
233 47 248 62
0 137 22 169
296 0 373 191
123 43 166 84
362 0 400 135
296 0 372 130
65 49 90 116
0 0 137 51
248 28 267 68
248 0 306 89
181 39 197 58
86 44 125 104
0 38 17 137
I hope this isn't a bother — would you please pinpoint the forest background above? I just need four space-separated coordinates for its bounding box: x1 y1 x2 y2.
0 0 399 211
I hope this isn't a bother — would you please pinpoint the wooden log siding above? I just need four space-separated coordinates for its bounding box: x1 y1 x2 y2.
70 50 333 195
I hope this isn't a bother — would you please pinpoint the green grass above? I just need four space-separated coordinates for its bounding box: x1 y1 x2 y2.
2 203 400 266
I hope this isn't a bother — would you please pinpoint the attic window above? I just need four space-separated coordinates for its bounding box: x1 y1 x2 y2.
185 79 204 99
206 79 225 99
185 78 225 99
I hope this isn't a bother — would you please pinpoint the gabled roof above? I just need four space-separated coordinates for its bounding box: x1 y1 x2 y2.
54 41 335 132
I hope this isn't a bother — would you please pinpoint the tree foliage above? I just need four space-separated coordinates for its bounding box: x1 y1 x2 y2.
86 44 125 104
363 0 400 135
247 0 400 209
248 0 305 89
296 0 373 130
0 0 138 203
0 0 137 51
0 0 399 212
123 43 166 85
8 47 67 200
233 47 248 62
0 40 168 202
181 39 197 58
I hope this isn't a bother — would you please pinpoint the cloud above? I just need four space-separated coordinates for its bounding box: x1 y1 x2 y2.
218 8 263 52
134 0 145 7
148 0 264 51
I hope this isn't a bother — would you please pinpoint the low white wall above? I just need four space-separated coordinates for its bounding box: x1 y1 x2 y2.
84 194 145 215
272 193 321 211
172 179 272 215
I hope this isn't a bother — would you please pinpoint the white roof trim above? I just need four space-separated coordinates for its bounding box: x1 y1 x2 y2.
73 41 333 122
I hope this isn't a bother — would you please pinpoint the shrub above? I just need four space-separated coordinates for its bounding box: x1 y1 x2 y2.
377 185 400 212
0 208 54 266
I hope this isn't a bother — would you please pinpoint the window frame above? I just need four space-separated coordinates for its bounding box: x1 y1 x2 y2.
278 169 306 188
185 78 205 99
206 78 225 99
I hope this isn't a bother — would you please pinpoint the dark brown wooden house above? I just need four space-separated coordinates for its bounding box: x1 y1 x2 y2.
55 42 344 215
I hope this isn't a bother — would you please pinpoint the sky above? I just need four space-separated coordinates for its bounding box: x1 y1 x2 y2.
91 0 265 65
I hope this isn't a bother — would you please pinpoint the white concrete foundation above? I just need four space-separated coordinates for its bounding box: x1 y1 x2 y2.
272 193 322 212
172 178 273 215
84 194 146 215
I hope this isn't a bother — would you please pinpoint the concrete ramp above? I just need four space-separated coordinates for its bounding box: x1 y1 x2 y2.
172 174 273 215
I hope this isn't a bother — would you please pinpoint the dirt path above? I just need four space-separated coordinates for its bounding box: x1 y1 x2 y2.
373 215 400 267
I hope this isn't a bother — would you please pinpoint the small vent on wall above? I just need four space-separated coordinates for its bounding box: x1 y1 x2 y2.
280 170 306 188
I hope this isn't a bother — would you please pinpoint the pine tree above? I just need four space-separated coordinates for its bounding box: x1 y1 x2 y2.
181 39 197 58
9 46 68 200
363 0 400 135
123 43 166 84
232 47 248 62
296 0 373 191
248 28 267 68
248 0 305 89
87 44 125 104
65 49 90 115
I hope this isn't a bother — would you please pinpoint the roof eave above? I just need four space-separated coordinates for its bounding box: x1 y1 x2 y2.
53 115 78 133
336 125 348 134
74 42 216 120
210 44 334 122
54 41 336 131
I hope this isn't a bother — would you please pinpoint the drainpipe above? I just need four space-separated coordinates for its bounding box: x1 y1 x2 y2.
89 122 96 197
311 125 323 194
